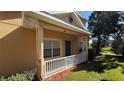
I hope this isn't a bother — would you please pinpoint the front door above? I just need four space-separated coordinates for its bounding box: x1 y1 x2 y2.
65 41 71 56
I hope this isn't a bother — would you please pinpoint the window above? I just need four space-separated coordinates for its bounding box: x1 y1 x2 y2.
83 37 87 52
79 41 83 48
44 40 52 58
68 17 73 24
78 41 83 52
84 45 86 52
44 39 60 58
53 40 60 56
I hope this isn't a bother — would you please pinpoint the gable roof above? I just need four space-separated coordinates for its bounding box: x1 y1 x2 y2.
47 11 73 14
75 11 87 21
73 12 87 30
29 11 91 35
47 11 87 30
47 11 87 20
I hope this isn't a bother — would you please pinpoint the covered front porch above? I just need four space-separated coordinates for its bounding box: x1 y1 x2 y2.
23 12 89 80
43 29 88 78
40 28 88 79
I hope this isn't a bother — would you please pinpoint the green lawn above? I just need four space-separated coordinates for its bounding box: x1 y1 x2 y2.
61 47 124 81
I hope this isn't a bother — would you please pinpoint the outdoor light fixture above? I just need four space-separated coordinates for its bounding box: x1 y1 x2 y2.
63 30 66 32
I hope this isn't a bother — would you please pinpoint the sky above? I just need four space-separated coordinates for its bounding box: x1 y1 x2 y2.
78 11 92 20
78 11 92 28
78 11 92 44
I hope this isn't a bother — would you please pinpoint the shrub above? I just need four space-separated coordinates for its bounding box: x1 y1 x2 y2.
101 47 112 52
0 69 36 81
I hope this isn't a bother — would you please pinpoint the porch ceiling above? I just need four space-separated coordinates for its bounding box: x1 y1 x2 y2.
40 21 85 36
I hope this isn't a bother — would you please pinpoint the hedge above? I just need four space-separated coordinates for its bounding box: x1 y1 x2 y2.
0 69 36 81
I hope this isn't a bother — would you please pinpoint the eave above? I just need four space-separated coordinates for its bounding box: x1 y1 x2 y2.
27 11 91 35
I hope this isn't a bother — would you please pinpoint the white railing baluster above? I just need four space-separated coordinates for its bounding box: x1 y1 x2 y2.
49 62 51 72
44 52 87 76
52 61 54 71
44 63 46 75
46 62 47 73
50 61 52 71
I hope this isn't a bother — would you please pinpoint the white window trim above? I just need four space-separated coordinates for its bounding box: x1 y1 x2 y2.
44 38 62 59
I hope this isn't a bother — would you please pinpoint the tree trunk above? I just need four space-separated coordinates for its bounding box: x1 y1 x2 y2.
96 35 101 55
122 43 124 57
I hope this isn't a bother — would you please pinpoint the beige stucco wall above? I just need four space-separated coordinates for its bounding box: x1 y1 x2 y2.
0 22 36 76
44 29 78 57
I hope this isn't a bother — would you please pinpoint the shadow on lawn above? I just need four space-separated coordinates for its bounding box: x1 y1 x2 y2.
115 56 124 63
73 55 124 73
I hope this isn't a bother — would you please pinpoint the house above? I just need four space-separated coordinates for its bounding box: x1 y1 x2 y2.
0 11 90 80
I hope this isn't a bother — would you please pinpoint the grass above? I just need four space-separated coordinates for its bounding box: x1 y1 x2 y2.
61 47 124 81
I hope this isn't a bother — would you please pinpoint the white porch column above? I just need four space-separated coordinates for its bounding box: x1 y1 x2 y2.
82 36 84 52
85 36 89 60
82 36 88 60
36 22 45 80
79 36 84 52
85 36 88 53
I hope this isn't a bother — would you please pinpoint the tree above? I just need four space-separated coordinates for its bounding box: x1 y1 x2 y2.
111 12 124 55
88 11 121 55
111 26 123 54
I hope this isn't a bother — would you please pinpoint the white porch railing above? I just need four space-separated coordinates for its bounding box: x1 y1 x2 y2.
44 52 87 76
